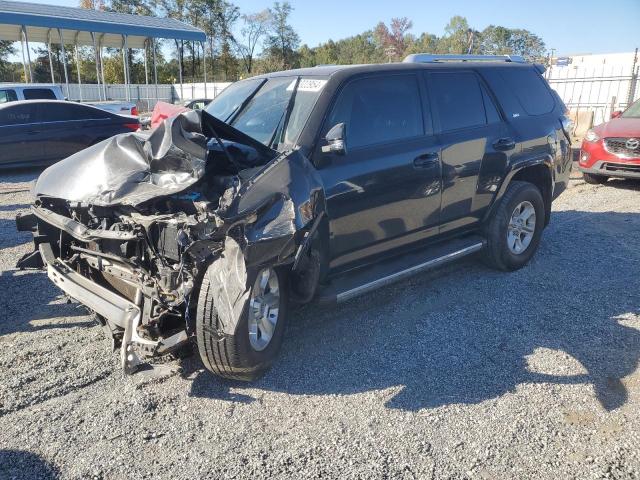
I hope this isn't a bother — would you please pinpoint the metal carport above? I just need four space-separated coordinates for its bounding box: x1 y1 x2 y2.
0 0 207 102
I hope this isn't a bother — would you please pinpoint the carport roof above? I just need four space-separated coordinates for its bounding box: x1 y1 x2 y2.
0 0 206 49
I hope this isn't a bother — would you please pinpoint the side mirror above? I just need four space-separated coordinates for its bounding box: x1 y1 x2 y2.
611 110 623 119
321 123 347 156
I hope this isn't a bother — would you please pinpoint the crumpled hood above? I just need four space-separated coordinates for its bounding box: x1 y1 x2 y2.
33 110 208 207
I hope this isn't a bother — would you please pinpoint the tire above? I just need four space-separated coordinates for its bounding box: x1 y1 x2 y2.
583 172 608 185
483 181 545 271
195 264 288 381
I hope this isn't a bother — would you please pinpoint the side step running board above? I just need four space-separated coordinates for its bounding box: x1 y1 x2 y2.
316 235 485 304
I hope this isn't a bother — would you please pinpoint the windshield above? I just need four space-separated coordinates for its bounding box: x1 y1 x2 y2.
622 98 640 118
206 76 327 148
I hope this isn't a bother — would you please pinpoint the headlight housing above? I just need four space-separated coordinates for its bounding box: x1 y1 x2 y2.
584 129 600 143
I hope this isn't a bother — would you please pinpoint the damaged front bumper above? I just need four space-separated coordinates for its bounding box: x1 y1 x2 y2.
38 241 189 374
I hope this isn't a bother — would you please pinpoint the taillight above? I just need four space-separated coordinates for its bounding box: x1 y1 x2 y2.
123 123 139 131
131 106 138 116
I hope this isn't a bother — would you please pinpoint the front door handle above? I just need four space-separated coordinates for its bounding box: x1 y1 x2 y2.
413 152 439 169
493 137 516 151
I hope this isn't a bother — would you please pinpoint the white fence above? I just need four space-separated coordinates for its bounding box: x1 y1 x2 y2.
58 82 231 111
546 58 639 127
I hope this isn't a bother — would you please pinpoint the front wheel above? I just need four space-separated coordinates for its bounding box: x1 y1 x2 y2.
483 181 545 271
195 263 288 381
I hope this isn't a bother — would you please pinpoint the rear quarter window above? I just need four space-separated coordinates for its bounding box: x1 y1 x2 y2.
498 68 555 116
23 88 58 100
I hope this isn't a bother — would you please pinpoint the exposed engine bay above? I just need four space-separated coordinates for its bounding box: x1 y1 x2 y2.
17 109 324 374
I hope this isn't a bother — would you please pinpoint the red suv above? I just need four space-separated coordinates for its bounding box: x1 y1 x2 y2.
578 98 640 184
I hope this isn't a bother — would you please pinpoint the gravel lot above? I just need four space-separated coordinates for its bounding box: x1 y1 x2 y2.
1 166 639 479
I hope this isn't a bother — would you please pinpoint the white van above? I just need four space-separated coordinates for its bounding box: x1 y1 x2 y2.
0 84 138 116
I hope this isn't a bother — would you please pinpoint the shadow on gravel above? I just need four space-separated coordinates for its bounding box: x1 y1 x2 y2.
0 219 33 250
0 203 30 212
0 449 59 479
0 270 91 336
189 209 640 412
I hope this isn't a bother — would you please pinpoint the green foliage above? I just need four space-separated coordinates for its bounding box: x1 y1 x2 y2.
0 3 548 84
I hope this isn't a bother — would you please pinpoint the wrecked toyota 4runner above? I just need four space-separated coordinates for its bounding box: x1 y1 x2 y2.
17 57 572 380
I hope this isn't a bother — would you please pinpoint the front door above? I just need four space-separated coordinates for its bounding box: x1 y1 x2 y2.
316 73 442 269
0 103 43 166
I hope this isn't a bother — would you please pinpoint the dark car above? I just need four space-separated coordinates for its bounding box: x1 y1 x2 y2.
0 100 139 168
16 55 572 380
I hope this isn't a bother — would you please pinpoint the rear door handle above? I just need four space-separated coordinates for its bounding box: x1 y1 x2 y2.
493 137 516 151
413 152 439 169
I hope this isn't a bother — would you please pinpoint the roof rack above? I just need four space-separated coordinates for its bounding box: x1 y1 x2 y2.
403 54 527 64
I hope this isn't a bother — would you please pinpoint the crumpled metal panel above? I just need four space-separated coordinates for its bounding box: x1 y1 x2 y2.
33 110 207 207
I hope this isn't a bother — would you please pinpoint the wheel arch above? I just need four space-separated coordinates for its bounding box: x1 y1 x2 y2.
485 156 554 226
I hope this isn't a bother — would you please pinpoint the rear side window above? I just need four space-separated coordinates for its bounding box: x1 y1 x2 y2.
23 88 58 100
0 89 18 104
429 72 487 132
40 103 109 122
498 68 555 115
0 104 37 125
326 74 423 149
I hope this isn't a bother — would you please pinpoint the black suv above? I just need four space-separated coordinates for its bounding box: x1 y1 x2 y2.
17 54 572 380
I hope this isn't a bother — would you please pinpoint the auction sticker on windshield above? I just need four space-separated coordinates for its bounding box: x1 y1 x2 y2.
287 78 327 92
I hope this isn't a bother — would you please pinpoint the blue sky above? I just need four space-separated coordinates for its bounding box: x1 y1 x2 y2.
10 0 640 55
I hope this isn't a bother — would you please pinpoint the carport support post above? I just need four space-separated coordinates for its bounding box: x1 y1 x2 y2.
202 41 208 98
57 28 70 99
19 35 28 84
179 40 184 102
152 38 159 105
143 38 149 109
91 32 102 101
99 35 107 101
21 26 33 83
74 33 83 101
122 35 131 102
47 29 55 84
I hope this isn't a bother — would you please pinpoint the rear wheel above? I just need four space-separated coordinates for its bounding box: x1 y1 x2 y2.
195 264 288 381
583 172 608 185
484 181 545 271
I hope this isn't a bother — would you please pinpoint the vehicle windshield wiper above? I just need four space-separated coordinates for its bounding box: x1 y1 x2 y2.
223 79 267 124
268 76 300 149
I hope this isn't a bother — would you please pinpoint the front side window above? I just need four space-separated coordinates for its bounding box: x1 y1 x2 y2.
23 88 57 100
0 89 18 104
430 72 487 132
325 74 424 149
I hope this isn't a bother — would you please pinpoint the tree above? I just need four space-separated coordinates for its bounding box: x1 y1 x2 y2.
478 25 546 61
0 41 16 80
237 10 271 75
264 2 300 69
374 17 413 61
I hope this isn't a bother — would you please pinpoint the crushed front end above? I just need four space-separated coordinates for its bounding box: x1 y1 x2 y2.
16 109 324 374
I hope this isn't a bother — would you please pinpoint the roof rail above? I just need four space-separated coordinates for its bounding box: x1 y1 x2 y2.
403 54 527 64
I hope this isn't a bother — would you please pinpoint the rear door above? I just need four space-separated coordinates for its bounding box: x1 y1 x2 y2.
316 73 442 269
0 103 43 166
39 103 113 161
426 70 514 233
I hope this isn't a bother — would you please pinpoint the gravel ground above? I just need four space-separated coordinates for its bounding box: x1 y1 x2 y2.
1 166 640 479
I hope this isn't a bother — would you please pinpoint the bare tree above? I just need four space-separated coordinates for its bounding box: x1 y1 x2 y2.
236 10 272 75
